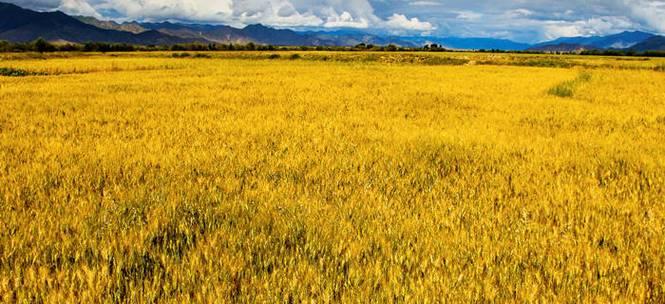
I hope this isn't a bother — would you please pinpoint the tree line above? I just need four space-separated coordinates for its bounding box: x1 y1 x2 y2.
1 38 663 57
0 39 429 53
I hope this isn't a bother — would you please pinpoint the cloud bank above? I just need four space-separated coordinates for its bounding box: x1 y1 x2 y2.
8 0 432 33
6 0 665 42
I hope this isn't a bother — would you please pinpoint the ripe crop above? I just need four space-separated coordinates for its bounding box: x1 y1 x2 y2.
1 52 664 302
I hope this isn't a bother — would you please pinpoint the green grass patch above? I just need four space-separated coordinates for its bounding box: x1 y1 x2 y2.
0 67 40 77
171 52 211 59
548 71 592 98
548 81 576 97
478 56 577 68
171 52 191 58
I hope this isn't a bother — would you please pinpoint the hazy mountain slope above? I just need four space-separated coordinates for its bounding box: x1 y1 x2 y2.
534 31 655 50
0 2 200 44
527 43 592 52
75 16 146 34
630 36 665 51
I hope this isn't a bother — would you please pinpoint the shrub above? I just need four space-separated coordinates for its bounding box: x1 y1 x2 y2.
33 38 56 53
257 45 276 51
267 54 281 60
172 52 191 58
0 67 37 77
289 54 302 60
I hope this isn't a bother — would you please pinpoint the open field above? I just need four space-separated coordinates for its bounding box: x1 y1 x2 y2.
1 52 665 302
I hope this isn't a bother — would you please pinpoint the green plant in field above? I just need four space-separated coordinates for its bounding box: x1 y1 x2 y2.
0 67 36 77
172 52 191 58
523 58 575 68
548 71 592 98
548 81 575 97
577 71 592 81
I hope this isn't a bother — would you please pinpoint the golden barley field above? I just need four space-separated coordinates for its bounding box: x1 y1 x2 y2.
1 52 665 303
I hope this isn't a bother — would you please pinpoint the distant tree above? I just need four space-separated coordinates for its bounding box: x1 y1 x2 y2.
58 43 81 52
83 42 97 52
97 43 112 53
171 44 186 51
34 38 55 53
644 51 665 57
0 41 9 52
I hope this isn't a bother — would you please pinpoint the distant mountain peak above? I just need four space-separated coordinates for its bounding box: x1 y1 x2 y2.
244 24 269 30
0 2 18 8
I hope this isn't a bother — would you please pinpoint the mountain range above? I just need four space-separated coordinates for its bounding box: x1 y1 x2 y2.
1 2 664 51
528 31 659 52
0 2 202 45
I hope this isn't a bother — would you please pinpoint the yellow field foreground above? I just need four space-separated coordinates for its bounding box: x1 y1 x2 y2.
1 53 664 302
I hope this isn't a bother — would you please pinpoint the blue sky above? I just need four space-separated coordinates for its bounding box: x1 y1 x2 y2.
8 0 665 42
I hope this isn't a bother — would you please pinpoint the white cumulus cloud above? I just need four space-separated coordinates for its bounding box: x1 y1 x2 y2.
385 14 434 31
323 11 369 28
60 0 432 32
624 0 665 32
94 0 234 22
542 16 636 39
455 11 482 21
58 0 101 17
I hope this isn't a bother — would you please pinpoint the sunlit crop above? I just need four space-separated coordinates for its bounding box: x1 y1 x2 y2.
1 52 664 302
